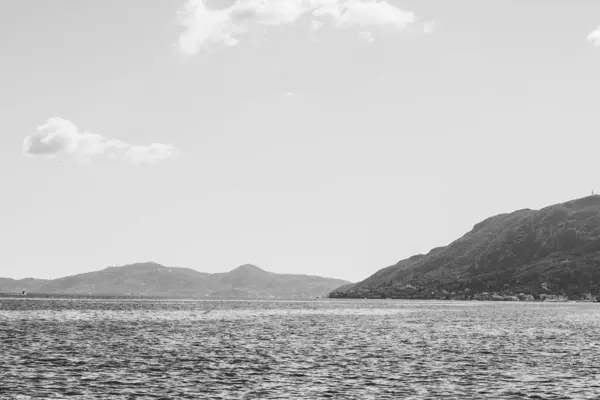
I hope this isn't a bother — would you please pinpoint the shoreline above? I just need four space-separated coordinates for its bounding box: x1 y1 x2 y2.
1 292 598 303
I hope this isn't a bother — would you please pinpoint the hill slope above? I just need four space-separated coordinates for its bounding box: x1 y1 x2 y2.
1 262 350 299
330 195 600 300
0 278 49 294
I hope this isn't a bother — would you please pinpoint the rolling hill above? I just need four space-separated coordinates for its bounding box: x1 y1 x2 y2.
0 262 350 299
0 278 49 294
330 195 600 301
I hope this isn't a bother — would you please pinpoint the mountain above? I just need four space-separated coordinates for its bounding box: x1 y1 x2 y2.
0 278 49 294
330 195 600 301
26 262 213 298
208 264 352 298
0 262 350 299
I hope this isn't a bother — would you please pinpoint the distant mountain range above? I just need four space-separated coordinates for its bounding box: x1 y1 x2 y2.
0 263 350 299
330 195 600 301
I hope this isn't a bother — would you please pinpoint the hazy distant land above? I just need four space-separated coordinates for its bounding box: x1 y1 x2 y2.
0 263 350 299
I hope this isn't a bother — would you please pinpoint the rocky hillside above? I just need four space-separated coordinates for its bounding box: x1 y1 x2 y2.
330 195 600 301
1 262 350 299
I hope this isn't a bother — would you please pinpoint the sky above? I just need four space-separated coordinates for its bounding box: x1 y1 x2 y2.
1 0 600 282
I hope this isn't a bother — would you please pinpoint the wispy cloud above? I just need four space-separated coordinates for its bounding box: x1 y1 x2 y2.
588 26 600 46
23 118 178 165
358 30 375 43
178 0 432 54
310 19 325 32
423 20 435 34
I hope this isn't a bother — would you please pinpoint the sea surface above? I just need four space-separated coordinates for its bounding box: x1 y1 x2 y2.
1 298 599 399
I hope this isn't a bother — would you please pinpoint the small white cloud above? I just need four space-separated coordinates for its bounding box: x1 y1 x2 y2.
588 26 600 46
315 0 416 29
178 0 430 54
127 143 179 165
23 118 177 165
310 19 324 32
359 30 375 43
178 0 237 55
423 20 435 34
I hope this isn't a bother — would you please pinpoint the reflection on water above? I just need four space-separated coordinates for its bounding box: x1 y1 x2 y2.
1 299 599 399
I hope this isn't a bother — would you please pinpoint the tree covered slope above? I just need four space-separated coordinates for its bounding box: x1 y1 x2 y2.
330 195 600 300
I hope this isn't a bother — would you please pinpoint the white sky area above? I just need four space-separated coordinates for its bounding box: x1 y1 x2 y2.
1 0 600 281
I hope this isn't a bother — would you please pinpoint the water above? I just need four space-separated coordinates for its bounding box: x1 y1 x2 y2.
1 299 599 399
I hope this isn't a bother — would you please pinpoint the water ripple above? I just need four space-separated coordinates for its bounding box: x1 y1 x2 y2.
0 299 599 399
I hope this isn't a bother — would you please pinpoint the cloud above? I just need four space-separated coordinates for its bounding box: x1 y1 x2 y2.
588 26 600 46
358 30 375 42
23 118 178 165
178 0 431 54
310 19 325 32
423 20 435 34
127 144 177 164
313 0 415 29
